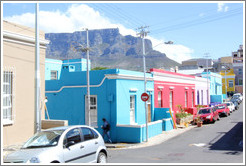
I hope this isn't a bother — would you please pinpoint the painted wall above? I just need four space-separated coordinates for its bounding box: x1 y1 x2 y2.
3 21 48 146
220 69 236 93
201 72 223 104
45 67 156 143
150 68 197 122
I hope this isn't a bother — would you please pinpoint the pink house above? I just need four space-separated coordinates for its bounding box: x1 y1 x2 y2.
150 69 199 120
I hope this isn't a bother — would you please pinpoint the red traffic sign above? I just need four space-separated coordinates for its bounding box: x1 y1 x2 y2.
141 93 149 102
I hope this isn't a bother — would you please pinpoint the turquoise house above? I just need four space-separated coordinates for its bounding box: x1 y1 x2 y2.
200 72 223 105
45 58 172 143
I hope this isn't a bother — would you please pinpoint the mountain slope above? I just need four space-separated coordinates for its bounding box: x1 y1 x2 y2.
45 28 180 71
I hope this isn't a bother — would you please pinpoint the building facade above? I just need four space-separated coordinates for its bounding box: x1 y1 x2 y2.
45 59 164 143
3 20 49 146
232 45 243 93
150 68 209 121
220 68 236 95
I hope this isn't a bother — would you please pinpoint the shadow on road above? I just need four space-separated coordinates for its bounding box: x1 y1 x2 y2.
208 122 243 154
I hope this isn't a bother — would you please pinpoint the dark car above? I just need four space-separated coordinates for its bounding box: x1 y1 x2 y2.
197 107 220 123
214 104 230 117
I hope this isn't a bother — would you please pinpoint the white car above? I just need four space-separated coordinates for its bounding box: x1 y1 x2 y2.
4 125 107 163
233 93 243 101
224 102 235 113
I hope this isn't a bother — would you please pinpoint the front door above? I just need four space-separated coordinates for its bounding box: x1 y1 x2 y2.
130 95 136 124
147 95 151 122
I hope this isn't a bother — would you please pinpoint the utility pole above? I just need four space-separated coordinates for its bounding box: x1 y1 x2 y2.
71 29 91 126
86 28 91 127
35 3 41 133
137 26 149 142
204 53 210 106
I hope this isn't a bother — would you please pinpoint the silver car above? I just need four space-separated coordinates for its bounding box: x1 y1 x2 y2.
4 125 107 163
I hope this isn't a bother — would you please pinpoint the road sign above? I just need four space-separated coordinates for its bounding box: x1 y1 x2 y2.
141 93 149 102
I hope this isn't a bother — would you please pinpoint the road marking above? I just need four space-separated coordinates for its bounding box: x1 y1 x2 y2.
189 143 206 147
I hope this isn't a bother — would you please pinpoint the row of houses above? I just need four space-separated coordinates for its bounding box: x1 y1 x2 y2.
2 20 230 146
44 58 226 143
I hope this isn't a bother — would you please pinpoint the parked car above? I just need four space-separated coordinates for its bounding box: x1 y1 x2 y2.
4 125 107 163
232 101 239 110
232 94 243 103
224 102 235 113
230 97 240 105
196 107 220 123
214 104 230 117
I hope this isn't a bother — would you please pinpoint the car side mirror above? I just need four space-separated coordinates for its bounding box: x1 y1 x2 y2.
65 141 75 148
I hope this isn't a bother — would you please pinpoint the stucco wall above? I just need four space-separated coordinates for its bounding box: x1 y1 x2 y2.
3 21 46 146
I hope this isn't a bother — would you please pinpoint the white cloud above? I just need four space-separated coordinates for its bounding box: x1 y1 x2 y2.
146 36 194 63
217 3 229 12
4 4 193 63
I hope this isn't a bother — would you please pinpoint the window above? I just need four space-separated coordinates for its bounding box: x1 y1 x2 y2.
85 95 97 127
130 95 136 124
169 91 173 111
229 80 234 88
81 128 95 141
201 90 203 105
50 70 58 80
192 92 194 107
185 91 188 107
197 90 200 105
158 91 162 108
239 79 243 85
3 69 15 125
64 128 81 146
238 68 242 75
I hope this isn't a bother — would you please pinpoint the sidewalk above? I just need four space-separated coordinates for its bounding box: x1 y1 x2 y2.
106 124 196 149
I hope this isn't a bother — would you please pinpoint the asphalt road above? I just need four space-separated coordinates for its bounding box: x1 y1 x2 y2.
108 103 244 163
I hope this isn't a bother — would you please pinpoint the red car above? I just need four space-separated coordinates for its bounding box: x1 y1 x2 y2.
197 107 220 123
214 104 230 117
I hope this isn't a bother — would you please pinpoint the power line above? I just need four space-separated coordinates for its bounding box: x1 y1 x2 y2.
151 8 242 35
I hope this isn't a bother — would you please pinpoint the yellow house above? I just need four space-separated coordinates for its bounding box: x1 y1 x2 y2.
220 68 235 94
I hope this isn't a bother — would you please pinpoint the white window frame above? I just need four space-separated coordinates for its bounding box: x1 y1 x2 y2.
85 95 97 127
169 91 173 111
3 67 15 125
130 95 136 125
229 80 234 88
185 91 188 107
158 91 162 108
50 70 58 80
192 91 194 107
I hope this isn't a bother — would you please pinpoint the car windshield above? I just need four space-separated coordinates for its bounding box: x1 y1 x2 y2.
226 103 230 106
22 130 64 149
217 105 225 109
233 95 240 98
198 108 211 114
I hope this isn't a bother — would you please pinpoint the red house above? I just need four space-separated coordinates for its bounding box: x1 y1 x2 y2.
150 68 197 120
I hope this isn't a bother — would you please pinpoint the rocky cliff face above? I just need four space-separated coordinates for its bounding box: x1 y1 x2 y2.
45 28 180 71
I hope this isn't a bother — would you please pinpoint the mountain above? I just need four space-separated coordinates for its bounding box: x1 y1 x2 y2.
45 28 180 71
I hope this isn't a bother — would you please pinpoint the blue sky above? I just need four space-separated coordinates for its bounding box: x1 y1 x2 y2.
2 2 244 63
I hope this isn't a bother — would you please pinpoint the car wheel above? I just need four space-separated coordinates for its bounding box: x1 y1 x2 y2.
97 152 107 163
212 118 216 123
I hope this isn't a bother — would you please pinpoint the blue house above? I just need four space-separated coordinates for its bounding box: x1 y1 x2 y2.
200 72 223 105
45 58 169 143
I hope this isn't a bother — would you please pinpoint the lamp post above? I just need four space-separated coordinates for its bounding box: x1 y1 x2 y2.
204 53 210 106
71 29 90 126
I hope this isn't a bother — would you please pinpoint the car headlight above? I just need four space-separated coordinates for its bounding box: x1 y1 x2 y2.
28 157 40 163
206 115 211 119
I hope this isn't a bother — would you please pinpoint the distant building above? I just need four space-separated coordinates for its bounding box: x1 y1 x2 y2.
232 45 243 93
220 68 236 95
179 58 213 70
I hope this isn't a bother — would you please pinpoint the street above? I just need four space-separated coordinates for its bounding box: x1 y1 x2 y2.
108 103 244 163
